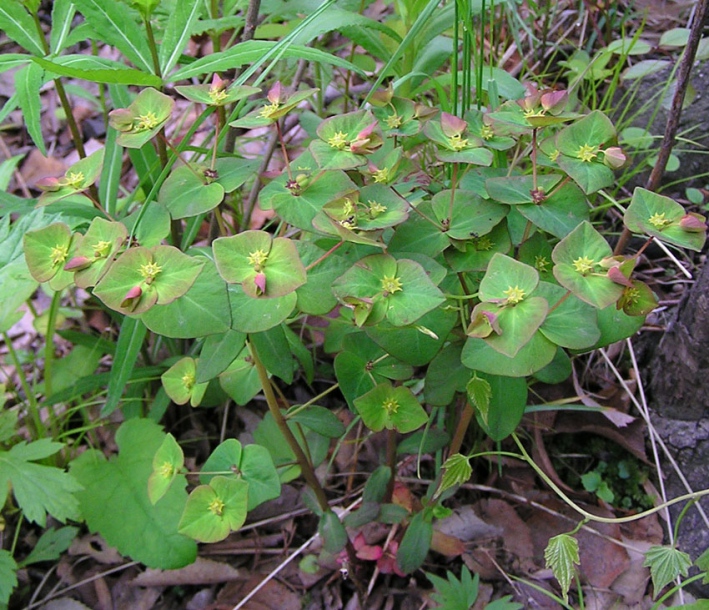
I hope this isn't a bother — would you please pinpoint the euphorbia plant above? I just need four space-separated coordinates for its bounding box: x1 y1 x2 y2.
14 72 708 595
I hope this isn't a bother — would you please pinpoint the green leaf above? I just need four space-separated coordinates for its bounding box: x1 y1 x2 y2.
73 0 153 73
621 59 671 81
0 0 45 56
69 217 127 289
427 566 479 610
15 62 46 155
644 545 692 598
20 526 79 567
227 285 297 333
199 440 280 511
196 329 246 383
140 257 231 338
161 357 207 407
552 221 624 309
466 374 492 424
148 433 184 505
108 87 175 149
318 510 348 554
178 476 248 543
0 550 17 607
624 187 706 252
397 509 433 574
159 0 202 75
353 381 428 434
170 40 364 81
49 0 76 54
159 165 225 219
31 56 162 87
462 332 556 377
475 373 527 441
214 231 307 299
218 344 262 405
439 454 472 497
0 440 82 526
535 282 600 349
250 325 294 383
431 189 507 241
545 533 580 602
71 419 197 569
606 37 652 54
94 245 204 315
23 222 73 283
424 342 471 406
288 405 346 439
103 317 147 416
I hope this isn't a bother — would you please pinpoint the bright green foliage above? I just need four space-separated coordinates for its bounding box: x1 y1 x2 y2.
644 545 692 598
0 550 17 607
20 526 79 567
439 453 473 496
71 419 197 569
397 509 433 573
545 533 580 602
199 439 280 511
148 433 184 505
93 245 204 314
23 223 74 284
466 374 491 423
0 439 82 526
37 148 104 206
178 476 248 543
625 188 707 251
427 565 523 610
158 165 225 220
214 230 307 298
108 88 174 148
66 217 127 289
354 381 428 433
161 357 208 407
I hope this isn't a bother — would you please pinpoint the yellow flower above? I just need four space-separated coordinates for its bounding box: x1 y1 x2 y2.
139 260 163 282
383 397 399 415
576 143 599 163
135 111 160 131
447 134 468 151
327 131 349 150
648 212 672 230
247 249 269 270
503 285 526 305
50 244 69 266
573 256 595 275
381 274 403 295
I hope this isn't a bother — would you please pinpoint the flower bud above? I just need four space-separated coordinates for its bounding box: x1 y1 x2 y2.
64 256 93 271
603 147 627 169
679 213 707 232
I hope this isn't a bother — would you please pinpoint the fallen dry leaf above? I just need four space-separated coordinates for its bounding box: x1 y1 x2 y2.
130 557 241 587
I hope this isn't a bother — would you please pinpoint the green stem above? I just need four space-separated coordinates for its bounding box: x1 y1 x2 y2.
384 428 397 503
43 291 62 400
3 333 45 439
248 340 330 512
512 433 709 524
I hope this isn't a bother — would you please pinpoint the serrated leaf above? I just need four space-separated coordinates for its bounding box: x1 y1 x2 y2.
70 419 197 569
466 375 492 424
0 550 17 606
643 544 692 598
0 440 82 526
427 566 479 610
439 454 472 496
545 533 580 602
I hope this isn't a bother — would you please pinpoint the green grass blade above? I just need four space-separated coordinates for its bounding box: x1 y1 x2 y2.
99 127 122 217
361 0 442 105
103 317 148 416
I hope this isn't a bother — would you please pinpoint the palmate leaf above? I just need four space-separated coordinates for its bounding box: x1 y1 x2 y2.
427 566 479 610
545 533 580 602
0 550 17 607
0 439 82 526
643 545 692 598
